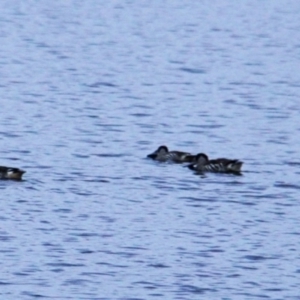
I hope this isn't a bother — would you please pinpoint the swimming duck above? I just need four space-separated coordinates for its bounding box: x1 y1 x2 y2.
188 153 243 174
147 145 195 163
0 166 26 180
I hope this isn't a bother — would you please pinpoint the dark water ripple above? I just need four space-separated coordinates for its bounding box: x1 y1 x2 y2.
1 1 300 300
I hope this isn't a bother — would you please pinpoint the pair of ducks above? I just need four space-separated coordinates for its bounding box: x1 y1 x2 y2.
0 166 25 180
147 145 243 174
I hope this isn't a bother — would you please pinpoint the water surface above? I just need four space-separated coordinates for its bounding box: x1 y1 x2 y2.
1 1 300 299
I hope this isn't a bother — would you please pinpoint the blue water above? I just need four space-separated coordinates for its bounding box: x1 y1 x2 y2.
1 1 300 299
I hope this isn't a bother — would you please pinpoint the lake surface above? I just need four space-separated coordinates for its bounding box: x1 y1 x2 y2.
1 1 300 299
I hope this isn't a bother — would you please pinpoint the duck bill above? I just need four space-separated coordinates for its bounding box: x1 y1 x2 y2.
147 153 157 159
187 163 195 170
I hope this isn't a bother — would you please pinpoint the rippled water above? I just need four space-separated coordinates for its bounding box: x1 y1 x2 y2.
1 1 300 299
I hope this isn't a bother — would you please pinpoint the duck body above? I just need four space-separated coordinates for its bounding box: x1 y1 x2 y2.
188 153 243 174
0 166 26 180
147 145 195 163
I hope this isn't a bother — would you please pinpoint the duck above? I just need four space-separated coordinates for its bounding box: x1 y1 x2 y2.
0 166 26 180
147 145 195 163
187 153 243 174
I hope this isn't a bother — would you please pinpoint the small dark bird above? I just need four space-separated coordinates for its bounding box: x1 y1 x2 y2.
0 166 26 180
188 153 243 174
147 145 195 163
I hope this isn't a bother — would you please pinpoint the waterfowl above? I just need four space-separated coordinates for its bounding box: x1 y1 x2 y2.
0 166 26 180
147 145 195 163
188 153 243 174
